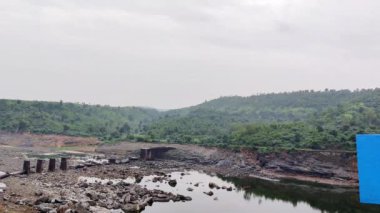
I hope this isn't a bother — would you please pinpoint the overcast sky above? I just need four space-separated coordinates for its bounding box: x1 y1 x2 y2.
0 0 379 109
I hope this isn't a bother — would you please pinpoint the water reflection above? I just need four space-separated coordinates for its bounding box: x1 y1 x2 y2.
143 171 319 213
79 170 380 213
222 176 380 213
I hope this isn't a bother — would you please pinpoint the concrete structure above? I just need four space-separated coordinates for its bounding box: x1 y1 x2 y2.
60 158 68 171
140 147 175 160
36 160 44 173
48 159 56 172
23 160 30 175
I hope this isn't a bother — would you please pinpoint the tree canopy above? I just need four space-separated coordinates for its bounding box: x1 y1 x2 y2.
1 89 379 150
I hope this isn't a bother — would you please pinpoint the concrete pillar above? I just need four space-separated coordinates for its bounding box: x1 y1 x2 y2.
36 159 44 173
108 158 116 164
48 159 56 172
23 160 31 175
60 158 68 171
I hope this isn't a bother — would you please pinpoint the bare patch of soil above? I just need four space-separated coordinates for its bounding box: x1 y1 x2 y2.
0 132 100 148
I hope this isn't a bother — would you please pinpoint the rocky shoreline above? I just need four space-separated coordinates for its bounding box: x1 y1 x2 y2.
0 140 359 212
0 157 235 213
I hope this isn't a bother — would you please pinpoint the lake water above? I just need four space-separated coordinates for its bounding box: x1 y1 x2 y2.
137 171 380 213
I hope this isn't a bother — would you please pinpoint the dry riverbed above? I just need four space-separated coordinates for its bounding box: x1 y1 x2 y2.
0 155 232 212
0 133 359 212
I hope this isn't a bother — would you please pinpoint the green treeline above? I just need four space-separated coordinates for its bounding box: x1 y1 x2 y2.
0 100 159 141
146 89 380 151
1 89 379 151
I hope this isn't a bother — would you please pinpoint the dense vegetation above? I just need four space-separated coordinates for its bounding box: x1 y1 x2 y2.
1 89 379 151
147 89 380 151
229 103 380 151
0 100 160 141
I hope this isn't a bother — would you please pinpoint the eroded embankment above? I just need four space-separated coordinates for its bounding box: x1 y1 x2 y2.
97 142 358 187
252 150 357 186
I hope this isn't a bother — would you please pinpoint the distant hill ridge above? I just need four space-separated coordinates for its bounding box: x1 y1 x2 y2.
1 88 379 150
178 89 379 112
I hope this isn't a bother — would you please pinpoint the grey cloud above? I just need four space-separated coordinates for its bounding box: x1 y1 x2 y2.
0 0 379 109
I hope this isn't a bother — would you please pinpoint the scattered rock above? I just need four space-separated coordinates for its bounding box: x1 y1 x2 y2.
35 196 51 205
152 176 164 183
90 206 113 213
209 182 219 189
57 204 70 213
204 191 214 196
35 191 43 196
36 203 54 213
75 164 85 169
168 179 177 187
177 195 192 201
121 158 130 164
50 198 64 204
122 203 142 212
87 200 97 206
79 182 89 188
85 191 99 201
16 198 32 205
135 175 143 183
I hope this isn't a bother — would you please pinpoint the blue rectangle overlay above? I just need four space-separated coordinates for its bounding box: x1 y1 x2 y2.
357 134 380 204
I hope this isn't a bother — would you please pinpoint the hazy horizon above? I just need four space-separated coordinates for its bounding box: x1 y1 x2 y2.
1 0 379 109
1 87 377 110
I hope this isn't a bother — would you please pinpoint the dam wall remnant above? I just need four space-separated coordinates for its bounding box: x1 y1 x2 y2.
140 147 175 160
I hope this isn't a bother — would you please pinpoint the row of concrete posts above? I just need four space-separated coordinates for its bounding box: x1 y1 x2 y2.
22 158 68 175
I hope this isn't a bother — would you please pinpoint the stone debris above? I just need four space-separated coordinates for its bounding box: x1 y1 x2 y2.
22 178 191 213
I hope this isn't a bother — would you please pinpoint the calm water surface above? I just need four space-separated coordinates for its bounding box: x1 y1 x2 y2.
138 171 380 213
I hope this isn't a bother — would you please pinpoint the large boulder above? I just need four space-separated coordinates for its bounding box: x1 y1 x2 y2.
121 203 143 212
168 180 177 187
208 182 219 189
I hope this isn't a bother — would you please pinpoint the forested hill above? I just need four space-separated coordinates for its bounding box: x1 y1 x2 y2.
0 100 160 141
147 89 380 151
0 88 379 151
168 89 380 122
